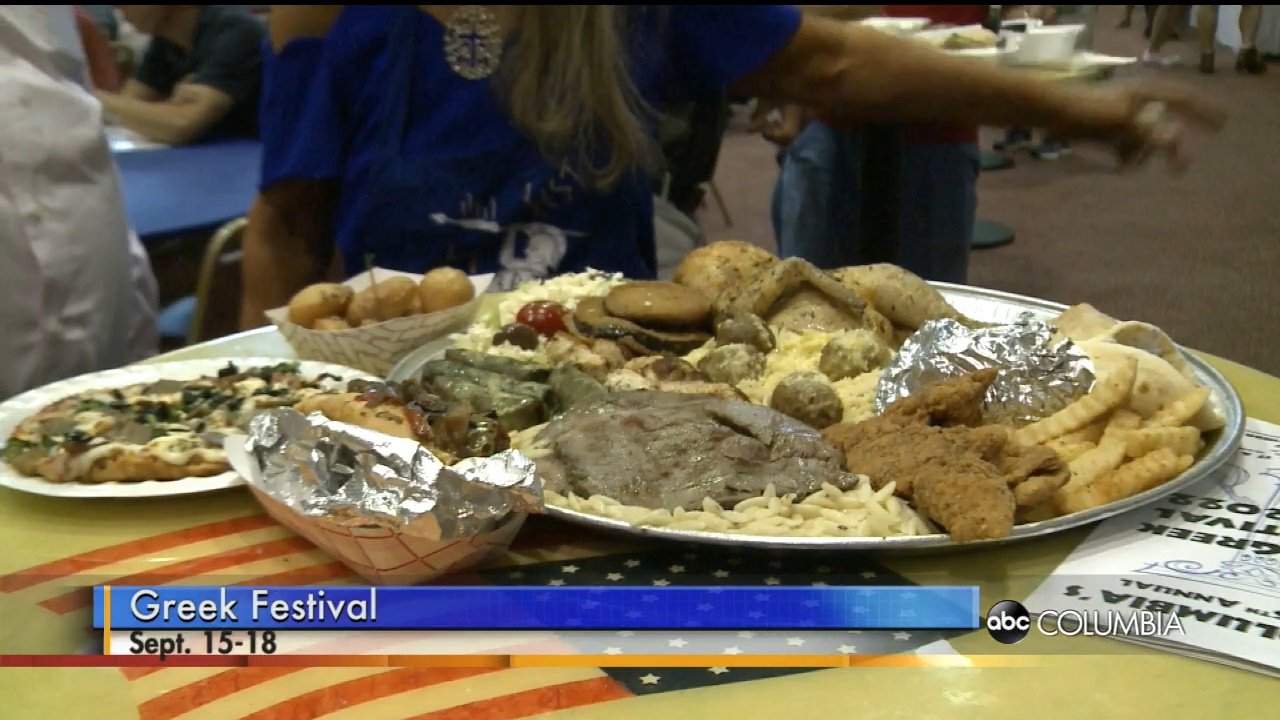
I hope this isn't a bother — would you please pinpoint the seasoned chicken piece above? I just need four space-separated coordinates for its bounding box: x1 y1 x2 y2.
831 264 970 330
715 258 874 336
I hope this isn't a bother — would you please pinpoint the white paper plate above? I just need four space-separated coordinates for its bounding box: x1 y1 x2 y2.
0 358 375 499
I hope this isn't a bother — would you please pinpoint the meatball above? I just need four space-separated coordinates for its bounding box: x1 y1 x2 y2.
715 313 776 353
769 372 843 429
818 330 893 381
697 343 765 385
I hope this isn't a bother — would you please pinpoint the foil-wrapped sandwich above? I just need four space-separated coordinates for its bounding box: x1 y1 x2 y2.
226 409 543 584
876 314 1096 426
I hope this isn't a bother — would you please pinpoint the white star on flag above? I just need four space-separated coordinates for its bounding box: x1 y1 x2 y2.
723 646 744 655
786 637 805 646
712 570 730 578
764 578 781 586
697 604 713 611
669 565 686 574
548 579 565 586
561 565 580 574
737 631 756 638
639 673 661 685
709 667 730 675
605 573 624 581
653 579 670 587
617 631 636 637
837 644 858 654
894 632 912 641
604 647 623 655
668 638 689 648
811 581 827 587
861 571 877 579
624 559 641 568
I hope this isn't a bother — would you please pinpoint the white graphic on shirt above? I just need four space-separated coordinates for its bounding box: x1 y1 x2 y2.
429 213 579 291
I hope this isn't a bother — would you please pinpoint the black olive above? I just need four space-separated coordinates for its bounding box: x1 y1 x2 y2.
492 323 540 351
64 429 89 443
193 421 207 433
217 362 239 378
154 403 173 421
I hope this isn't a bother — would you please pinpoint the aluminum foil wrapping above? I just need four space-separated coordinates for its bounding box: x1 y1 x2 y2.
243 409 543 539
875 313 1095 426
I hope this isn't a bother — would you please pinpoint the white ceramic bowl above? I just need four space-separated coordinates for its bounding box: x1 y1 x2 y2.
858 17 931 36
1012 24 1085 65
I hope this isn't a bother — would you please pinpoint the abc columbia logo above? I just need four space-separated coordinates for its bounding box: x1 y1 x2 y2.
985 599 1185 644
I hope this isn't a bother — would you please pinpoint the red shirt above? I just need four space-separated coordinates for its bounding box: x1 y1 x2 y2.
883 5 986 144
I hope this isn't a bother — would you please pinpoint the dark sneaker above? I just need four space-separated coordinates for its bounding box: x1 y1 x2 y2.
1032 140 1072 161
1237 47 1267 74
993 129 1033 153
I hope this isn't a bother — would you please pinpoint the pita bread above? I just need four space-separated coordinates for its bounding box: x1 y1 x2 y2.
1054 303 1118 342
1078 340 1224 431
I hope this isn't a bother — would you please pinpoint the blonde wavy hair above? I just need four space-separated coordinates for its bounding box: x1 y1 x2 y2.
498 5 659 190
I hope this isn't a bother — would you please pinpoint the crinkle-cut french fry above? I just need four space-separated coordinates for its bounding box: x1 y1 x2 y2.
1058 449 1193 514
1046 440 1096 463
1121 426 1202 458
1145 387 1212 429
1056 419 1107 445
1102 409 1143 440
1054 440 1127 513
1014 357 1138 446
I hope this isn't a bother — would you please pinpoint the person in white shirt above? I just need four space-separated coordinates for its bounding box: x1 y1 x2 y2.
0 5 159 400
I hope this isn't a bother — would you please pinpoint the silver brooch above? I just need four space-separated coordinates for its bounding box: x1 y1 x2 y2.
444 5 503 81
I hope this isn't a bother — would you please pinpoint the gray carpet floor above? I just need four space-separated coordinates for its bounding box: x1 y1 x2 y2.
698 7 1279 376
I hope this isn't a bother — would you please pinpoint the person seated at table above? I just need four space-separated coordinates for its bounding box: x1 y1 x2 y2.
95 5 265 145
239 5 1223 329
0 5 159 399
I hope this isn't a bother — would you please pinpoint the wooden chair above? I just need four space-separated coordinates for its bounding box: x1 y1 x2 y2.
188 217 247 344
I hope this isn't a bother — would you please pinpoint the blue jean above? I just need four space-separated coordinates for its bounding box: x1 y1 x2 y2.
772 122 977 284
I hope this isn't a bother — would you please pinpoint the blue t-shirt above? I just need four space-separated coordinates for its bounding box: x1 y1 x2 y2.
259 5 800 289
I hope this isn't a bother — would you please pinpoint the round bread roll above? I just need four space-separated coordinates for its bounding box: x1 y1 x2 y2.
673 240 777 304
418 267 475 314
287 283 354 329
346 277 420 326
313 316 352 331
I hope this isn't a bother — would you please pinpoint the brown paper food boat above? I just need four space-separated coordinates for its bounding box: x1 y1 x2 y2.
265 268 493 376
247 487 525 585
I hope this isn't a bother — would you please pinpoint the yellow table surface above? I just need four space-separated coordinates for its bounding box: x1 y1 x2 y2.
1 327 1276 719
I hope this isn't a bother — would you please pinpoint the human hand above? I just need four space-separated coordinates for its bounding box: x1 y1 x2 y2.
748 100 810 147
1068 84 1227 173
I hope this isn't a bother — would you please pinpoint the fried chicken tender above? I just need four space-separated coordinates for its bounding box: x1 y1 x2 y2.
822 370 1068 542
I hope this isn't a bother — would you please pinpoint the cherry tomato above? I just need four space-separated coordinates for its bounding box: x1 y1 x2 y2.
515 301 568 337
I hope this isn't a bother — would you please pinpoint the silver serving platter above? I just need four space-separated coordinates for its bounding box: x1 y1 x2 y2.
390 283 1245 554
